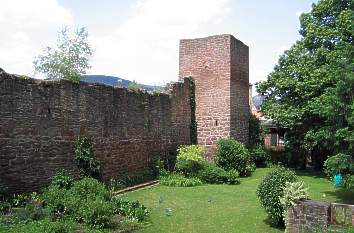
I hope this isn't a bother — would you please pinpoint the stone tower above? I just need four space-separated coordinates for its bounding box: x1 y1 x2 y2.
179 34 249 158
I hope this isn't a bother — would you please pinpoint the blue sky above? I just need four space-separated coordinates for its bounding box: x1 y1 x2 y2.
0 0 316 87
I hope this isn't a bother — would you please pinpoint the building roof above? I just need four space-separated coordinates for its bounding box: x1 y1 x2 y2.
252 95 266 111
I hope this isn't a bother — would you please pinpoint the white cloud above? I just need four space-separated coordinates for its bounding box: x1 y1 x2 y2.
90 0 230 85
0 0 73 76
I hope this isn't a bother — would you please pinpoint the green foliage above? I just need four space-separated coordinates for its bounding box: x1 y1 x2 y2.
216 138 255 176
324 153 354 190
177 145 204 161
150 157 169 178
33 26 93 82
249 144 270 167
42 186 67 214
74 136 101 179
188 77 197 144
127 80 141 91
1 178 149 232
111 198 149 222
1 218 79 233
175 145 205 176
175 158 204 177
324 153 353 176
280 181 309 231
160 174 203 187
268 149 294 167
0 201 10 215
75 198 113 228
256 167 297 226
43 178 111 228
197 163 240 185
1 203 49 226
256 0 354 169
249 114 264 147
50 170 74 189
10 193 29 208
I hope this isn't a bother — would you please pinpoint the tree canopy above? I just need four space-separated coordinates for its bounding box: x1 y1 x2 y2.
33 27 93 83
257 0 353 169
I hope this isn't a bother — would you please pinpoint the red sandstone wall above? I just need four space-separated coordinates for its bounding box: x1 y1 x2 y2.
179 34 249 158
230 37 249 144
0 72 191 193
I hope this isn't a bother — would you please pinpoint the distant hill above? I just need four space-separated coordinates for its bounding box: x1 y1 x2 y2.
81 75 162 91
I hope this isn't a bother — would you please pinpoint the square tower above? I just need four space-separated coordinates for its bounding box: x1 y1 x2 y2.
179 34 249 158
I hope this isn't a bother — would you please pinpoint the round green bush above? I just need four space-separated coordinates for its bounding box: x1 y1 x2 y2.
216 138 255 176
197 163 228 184
197 162 240 185
175 158 204 177
256 167 297 225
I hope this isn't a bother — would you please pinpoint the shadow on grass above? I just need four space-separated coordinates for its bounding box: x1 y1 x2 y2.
262 218 285 232
295 169 354 205
295 169 326 179
323 189 354 205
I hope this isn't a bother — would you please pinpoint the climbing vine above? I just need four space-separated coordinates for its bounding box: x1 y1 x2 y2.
74 135 101 179
188 77 197 144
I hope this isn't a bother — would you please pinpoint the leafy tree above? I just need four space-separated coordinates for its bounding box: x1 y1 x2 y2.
257 0 353 169
249 114 264 147
127 80 141 91
33 27 93 83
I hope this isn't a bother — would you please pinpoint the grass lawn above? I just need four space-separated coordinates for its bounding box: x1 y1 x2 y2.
121 168 354 233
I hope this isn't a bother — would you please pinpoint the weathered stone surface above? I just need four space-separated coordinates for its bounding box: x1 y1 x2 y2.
287 200 354 233
179 34 249 159
0 73 191 193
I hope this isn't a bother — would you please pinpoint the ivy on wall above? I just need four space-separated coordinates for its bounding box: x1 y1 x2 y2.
188 77 197 144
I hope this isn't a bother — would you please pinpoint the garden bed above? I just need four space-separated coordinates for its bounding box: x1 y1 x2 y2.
122 168 354 233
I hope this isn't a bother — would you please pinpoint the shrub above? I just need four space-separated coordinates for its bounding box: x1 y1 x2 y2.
343 175 354 190
42 186 67 215
0 201 10 215
225 169 241 185
10 193 29 208
74 136 101 179
150 157 169 178
216 138 255 176
111 198 149 222
175 158 204 177
64 178 110 218
175 145 206 177
50 170 74 189
3 218 79 233
324 153 354 190
177 145 204 161
256 167 297 226
75 198 113 228
44 178 112 227
279 181 309 230
197 163 240 185
197 163 228 184
324 153 353 177
160 174 203 187
249 114 264 147
250 144 269 167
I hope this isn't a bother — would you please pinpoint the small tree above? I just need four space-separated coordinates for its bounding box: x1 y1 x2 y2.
33 26 93 83
127 80 141 91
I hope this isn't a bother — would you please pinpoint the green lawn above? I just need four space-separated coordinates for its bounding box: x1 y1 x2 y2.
122 168 354 233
